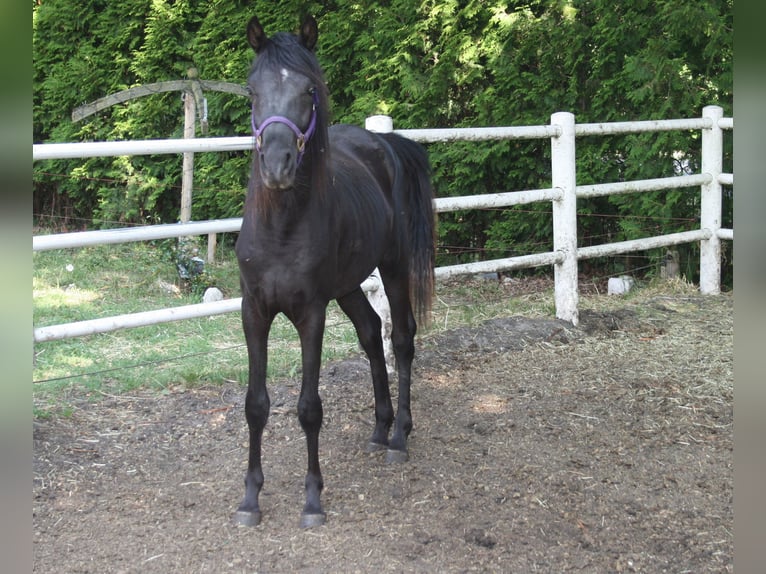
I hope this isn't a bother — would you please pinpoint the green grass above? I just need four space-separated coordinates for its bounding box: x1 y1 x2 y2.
35 241 223 398
34 236 709 418
32 238 556 416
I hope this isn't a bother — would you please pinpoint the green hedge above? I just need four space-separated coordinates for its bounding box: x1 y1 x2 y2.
34 0 732 281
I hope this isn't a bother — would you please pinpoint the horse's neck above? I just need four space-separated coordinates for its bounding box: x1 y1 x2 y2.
248 145 329 227
251 181 321 235
251 173 301 211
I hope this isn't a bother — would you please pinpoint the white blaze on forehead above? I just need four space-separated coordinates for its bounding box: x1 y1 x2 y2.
280 68 291 81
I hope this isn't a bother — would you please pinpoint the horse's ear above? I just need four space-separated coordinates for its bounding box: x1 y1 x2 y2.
247 16 267 53
299 14 318 51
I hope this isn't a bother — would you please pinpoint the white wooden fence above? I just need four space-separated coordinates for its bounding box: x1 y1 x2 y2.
33 105 733 342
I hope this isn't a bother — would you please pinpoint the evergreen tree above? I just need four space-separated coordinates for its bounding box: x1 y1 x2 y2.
33 0 732 280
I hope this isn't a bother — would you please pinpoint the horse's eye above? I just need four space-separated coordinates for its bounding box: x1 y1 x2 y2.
246 85 254 99
307 87 316 96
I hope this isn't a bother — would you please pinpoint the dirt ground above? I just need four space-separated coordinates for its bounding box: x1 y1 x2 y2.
33 290 733 573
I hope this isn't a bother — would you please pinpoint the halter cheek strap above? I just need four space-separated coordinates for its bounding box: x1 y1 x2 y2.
251 90 319 165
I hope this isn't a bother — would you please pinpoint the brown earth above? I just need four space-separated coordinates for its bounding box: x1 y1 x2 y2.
33 291 733 573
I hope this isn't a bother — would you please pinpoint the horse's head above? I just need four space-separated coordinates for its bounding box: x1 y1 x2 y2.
246 15 327 192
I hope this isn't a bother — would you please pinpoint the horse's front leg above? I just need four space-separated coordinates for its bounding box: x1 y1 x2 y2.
232 297 274 527
293 303 328 527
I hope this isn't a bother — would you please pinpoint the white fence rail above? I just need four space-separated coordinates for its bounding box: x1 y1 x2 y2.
33 105 732 342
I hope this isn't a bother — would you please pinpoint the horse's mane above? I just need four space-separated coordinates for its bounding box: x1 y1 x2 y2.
249 32 331 211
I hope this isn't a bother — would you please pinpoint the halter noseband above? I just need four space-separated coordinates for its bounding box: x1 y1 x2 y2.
251 90 319 166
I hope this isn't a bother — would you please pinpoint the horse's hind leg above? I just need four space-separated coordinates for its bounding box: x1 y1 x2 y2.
378 269 417 463
337 287 394 450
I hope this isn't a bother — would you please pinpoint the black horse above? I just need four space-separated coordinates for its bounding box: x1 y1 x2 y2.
233 14 435 528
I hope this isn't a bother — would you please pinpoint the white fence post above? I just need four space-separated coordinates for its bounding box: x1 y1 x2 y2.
550 112 579 325
365 114 394 134
700 105 723 294
363 114 396 375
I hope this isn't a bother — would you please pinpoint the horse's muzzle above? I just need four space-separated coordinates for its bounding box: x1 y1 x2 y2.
258 147 297 190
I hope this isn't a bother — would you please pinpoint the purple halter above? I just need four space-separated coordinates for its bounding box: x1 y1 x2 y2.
251 90 319 165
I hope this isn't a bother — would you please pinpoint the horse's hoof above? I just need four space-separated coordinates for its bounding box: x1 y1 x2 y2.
366 441 388 453
385 448 409 464
231 510 262 527
300 512 327 528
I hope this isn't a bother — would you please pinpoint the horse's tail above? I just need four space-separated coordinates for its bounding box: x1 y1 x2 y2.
381 132 436 325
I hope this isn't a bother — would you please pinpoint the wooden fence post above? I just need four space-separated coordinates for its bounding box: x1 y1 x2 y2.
700 105 723 294
180 69 197 225
550 112 579 325
180 91 195 224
